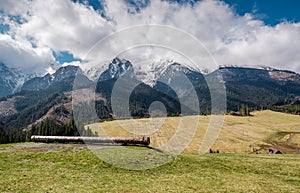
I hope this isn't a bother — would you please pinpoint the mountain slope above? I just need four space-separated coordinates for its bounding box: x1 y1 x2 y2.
211 67 300 110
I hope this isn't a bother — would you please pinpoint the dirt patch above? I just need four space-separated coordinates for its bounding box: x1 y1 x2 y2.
0 97 18 117
9 143 89 153
0 143 132 154
260 131 300 154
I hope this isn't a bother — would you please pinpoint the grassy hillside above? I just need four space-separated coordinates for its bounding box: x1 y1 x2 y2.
87 110 300 154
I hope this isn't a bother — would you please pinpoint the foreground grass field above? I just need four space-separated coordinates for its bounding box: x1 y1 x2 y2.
87 110 300 154
1 111 299 192
0 143 299 193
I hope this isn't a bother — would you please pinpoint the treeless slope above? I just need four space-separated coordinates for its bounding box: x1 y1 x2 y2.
86 110 300 153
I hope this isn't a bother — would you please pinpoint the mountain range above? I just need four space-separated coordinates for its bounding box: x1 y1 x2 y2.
0 58 300 134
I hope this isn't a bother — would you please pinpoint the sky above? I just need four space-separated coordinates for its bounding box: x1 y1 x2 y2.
223 0 300 25
0 0 300 74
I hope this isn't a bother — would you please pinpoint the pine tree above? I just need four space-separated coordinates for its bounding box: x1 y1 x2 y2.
240 104 245 116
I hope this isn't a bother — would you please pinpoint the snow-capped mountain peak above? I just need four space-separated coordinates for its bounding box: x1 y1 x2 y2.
21 65 81 91
134 58 175 86
98 57 133 81
83 57 206 86
83 58 133 82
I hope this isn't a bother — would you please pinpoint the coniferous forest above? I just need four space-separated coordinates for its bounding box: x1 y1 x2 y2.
0 118 96 144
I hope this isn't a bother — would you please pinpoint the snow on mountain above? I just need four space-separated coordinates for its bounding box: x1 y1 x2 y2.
134 59 175 86
83 58 182 86
83 58 132 82
253 65 298 81
83 57 207 87
218 64 299 82
0 62 35 98
98 58 134 81
52 65 80 82
21 65 80 91
45 63 60 75
268 70 297 81
0 61 62 98
133 58 210 86
83 63 107 82
4 55 299 99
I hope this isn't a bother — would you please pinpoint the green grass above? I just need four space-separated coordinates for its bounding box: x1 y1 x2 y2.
0 143 299 193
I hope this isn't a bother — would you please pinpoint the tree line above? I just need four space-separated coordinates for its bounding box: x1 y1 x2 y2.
271 105 300 115
0 121 25 144
0 118 97 144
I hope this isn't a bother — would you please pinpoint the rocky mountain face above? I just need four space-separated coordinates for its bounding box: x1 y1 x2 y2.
0 62 33 98
98 58 134 81
21 65 80 91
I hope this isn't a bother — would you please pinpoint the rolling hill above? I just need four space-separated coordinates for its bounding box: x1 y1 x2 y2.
86 110 300 154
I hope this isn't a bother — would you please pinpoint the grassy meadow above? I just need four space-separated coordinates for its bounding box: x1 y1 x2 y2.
0 143 299 193
1 110 300 192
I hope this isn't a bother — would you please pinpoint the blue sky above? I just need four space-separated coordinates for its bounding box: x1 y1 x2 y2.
223 0 300 25
52 51 82 64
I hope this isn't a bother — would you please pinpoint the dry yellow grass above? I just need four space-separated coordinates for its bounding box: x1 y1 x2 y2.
289 133 300 148
86 110 300 153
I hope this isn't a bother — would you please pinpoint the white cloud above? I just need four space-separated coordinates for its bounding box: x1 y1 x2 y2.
0 0 300 74
0 0 31 17
0 33 54 74
19 0 114 58
215 20 300 72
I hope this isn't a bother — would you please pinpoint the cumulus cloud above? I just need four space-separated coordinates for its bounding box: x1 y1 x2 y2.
0 0 115 73
0 33 54 74
0 0 300 74
0 0 31 17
